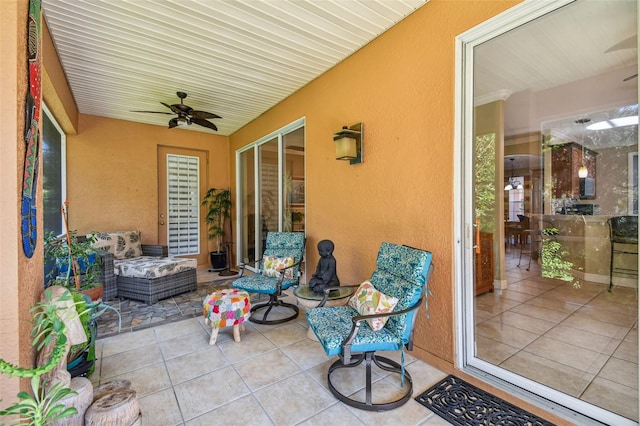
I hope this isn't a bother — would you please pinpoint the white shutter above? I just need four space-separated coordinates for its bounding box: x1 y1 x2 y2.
166 154 200 255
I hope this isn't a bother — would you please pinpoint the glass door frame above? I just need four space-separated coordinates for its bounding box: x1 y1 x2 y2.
235 117 305 272
453 1 637 425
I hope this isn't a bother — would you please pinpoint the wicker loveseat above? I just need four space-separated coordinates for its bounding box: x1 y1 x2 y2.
89 231 197 304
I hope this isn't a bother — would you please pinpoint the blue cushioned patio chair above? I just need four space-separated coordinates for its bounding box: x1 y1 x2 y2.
233 232 306 324
306 242 433 411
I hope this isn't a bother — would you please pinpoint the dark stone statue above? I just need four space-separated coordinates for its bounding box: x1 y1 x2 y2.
308 240 340 294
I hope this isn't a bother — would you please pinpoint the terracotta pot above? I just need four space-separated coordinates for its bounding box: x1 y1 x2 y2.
80 284 103 301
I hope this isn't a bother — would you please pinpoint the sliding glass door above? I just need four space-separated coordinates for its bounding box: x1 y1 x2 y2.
237 119 305 269
457 1 638 424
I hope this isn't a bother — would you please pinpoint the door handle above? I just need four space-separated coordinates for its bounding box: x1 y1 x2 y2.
474 221 480 253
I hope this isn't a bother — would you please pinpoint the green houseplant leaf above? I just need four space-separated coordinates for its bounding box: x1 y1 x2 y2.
202 188 232 253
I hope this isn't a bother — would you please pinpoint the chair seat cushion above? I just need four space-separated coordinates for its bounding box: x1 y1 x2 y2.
114 256 197 279
306 306 403 356
233 273 298 294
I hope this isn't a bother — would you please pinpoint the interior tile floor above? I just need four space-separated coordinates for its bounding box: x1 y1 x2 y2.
475 247 638 421
91 289 448 425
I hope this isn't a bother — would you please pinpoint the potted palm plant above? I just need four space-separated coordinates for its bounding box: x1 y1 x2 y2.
202 188 232 271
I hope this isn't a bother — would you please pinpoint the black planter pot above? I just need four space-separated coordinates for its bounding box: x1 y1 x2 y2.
68 319 97 378
209 251 227 271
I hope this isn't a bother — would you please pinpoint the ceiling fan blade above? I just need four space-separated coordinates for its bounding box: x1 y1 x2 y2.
168 118 179 128
171 103 193 114
191 110 221 120
191 117 218 131
161 102 183 115
132 110 174 115
605 35 636 53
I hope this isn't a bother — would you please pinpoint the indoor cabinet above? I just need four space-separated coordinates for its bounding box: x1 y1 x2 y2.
551 142 597 199
474 232 494 295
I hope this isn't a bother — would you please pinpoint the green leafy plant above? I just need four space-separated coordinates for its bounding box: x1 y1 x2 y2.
202 188 232 252
44 231 101 290
540 230 575 283
0 289 82 425
66 292 92 367
474 133 496 233
0 376 77 425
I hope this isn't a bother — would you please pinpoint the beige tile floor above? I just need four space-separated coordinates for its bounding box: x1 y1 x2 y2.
475 248 639 421
90 289 449 425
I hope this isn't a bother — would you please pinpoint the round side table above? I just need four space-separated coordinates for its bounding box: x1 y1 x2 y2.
294 285 354 341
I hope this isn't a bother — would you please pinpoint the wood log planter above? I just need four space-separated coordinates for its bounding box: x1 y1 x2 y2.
85 380 140 425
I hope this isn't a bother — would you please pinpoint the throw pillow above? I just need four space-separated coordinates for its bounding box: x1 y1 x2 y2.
115 230 143 259
262 256 295 279
89 231 142 259
348 281 399 331
89 232 117 255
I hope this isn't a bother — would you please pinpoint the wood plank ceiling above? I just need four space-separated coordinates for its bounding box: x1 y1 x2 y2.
42 0 428 135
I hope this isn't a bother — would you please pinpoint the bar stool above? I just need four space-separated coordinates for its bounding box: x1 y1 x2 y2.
608 216 638 291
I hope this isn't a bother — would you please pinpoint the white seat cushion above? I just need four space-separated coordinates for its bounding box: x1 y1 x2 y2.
114 256 197 279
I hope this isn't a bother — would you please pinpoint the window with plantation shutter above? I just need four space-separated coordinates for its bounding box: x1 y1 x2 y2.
166 154 200 255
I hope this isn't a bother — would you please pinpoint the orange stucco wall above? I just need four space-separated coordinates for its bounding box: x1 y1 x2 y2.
65 115 229 249
1 0 44 404
229 0 520 365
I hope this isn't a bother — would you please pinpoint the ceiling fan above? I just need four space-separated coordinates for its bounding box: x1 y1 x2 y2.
604 35 638 82
132 91 221 131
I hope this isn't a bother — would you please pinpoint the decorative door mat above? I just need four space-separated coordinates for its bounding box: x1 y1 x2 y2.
415 375 555 426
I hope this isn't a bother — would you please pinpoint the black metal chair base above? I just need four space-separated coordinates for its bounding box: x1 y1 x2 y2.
327 352 413 411
248 294 299 325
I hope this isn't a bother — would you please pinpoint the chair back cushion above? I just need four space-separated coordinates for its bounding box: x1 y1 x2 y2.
261 232 306 279
369 242 432 341
89 231 143 259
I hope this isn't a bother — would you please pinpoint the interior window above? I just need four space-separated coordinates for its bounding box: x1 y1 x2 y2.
42 104 66 282
42 104 66 236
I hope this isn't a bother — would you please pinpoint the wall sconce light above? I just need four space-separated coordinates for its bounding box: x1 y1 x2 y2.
334 123 363 165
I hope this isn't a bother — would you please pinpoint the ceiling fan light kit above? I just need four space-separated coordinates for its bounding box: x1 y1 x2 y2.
504 158 523 191
132 91 221 131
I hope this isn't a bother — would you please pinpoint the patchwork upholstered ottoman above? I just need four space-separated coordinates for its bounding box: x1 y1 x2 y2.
203 289 251 345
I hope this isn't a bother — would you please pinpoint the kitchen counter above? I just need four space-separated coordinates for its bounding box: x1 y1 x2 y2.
531 214 612 282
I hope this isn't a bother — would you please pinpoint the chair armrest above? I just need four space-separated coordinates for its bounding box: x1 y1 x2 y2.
341 294 425 360
93 250 113 281
141 244 168 257
275 258 304 289
238 263 250 278
236 258 272 278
